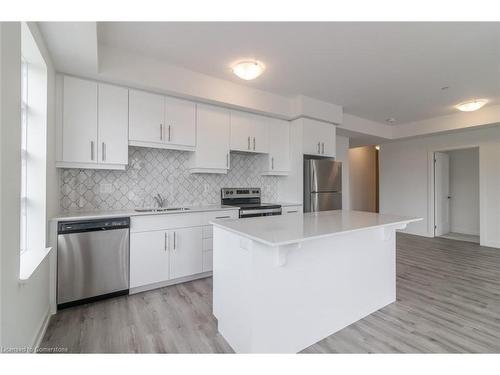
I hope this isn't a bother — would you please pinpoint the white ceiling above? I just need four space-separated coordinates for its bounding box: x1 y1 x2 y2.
97 22 500 125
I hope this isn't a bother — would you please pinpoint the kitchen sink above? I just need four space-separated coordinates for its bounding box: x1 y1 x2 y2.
134 207 191 213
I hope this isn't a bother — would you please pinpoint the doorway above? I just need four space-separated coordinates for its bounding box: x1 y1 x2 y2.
434 147 480 243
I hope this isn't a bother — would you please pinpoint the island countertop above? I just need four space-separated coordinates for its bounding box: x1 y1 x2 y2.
211 210 421 247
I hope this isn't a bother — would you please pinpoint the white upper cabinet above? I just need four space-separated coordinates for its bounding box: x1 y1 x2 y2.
129 90 196 151
230 110 269 153
129 89 165 145
261 118 291 175
98 83 129 166
57 76 128 170
61 76 98 164
189 104 231 174
302 118 336 158
164 96 196 148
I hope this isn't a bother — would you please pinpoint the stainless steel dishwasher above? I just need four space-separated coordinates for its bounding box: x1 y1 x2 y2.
57 217 130 309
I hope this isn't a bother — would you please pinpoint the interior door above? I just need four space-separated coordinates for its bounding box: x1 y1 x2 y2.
169 227 203 279
98 83 129 165
130 230 169 288
434 152 451 236
62 76 98 163
128 89 165 144
164 96 196 147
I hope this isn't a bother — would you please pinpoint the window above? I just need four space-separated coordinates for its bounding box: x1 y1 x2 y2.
20 59 28 253
18 23 50 280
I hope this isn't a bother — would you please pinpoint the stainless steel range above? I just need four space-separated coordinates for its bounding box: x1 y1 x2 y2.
221 188 281 218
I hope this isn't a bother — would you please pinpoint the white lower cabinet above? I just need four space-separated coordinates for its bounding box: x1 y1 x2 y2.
169 227 203 279
129 209 238 292
130 230 169 288
282 205 303 215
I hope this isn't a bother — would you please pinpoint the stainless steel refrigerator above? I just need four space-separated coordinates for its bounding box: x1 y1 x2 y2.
304 158 342 212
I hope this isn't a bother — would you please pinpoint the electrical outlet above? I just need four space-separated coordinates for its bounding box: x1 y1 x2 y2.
100 183 113 194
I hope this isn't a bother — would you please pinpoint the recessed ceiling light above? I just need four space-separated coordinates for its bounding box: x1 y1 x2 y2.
232 60 265 80
455 99 488 112
385 117 396 124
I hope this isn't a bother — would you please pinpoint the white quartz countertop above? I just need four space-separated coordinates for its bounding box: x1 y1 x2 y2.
52 204 239 222
211 210 422 247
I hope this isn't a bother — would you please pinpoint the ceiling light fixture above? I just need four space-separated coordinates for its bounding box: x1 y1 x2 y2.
232 60 265 80
455 99 488 112
385 117 396 124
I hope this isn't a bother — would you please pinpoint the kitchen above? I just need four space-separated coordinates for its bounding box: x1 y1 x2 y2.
1 12 500 372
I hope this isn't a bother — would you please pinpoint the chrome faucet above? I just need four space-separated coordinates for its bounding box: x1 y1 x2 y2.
153 193 166 208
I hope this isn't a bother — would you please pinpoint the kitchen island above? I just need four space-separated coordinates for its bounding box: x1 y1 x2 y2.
211 210 421 353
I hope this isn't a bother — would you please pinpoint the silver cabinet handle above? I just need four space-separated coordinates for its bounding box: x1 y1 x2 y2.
164 232 168 251
248 136 250 150
168 125 171 142
215 216 231 219
90 141 94 160
322 142 325 154
160 124 163 140
317 142 321 154
102 142 106 161
253 137 256 150
173 231 176 250
271 157 274 170
226 153 229 168
287 210 298 214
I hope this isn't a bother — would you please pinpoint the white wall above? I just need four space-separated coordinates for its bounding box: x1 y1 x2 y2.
349 146 378 212
0 22 57 348
379 125 500 248
448 148 479 236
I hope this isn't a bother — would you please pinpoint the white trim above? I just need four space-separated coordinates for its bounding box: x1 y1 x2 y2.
32 308 51 349
128 140 195 152
55 161 126 170
129 271 212 295
19 247 52 281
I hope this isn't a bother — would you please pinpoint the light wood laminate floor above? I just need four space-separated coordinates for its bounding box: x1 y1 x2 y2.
41 233 500 353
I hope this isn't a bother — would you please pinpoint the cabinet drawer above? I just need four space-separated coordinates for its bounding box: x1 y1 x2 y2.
283 206 303 215
203 237 213 251
131 212 205 233
204 210 238 223
202 250 213 272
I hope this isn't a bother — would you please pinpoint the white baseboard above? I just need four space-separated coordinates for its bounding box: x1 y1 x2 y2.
32 308 52 349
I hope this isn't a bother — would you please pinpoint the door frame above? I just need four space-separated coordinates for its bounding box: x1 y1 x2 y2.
428 145 480 238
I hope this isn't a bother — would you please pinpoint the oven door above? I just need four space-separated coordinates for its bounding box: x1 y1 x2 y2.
239 207 282 218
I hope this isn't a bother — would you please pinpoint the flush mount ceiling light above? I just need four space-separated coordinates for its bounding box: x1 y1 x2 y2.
232 60 265 80
455 99 488 112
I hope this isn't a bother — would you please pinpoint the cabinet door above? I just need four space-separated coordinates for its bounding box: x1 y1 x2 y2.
98 83 129 165
267 118 290 172
130 230 169 288
169 227 203 279
321 124 336 157
165 97 196 147
302 118 336 157
62 76 98 163
195 104 230 170
252 114 269 153
230 110 253 152
129 89 165 144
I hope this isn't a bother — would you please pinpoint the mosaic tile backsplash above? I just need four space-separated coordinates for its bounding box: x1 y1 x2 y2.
60 147 280 211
